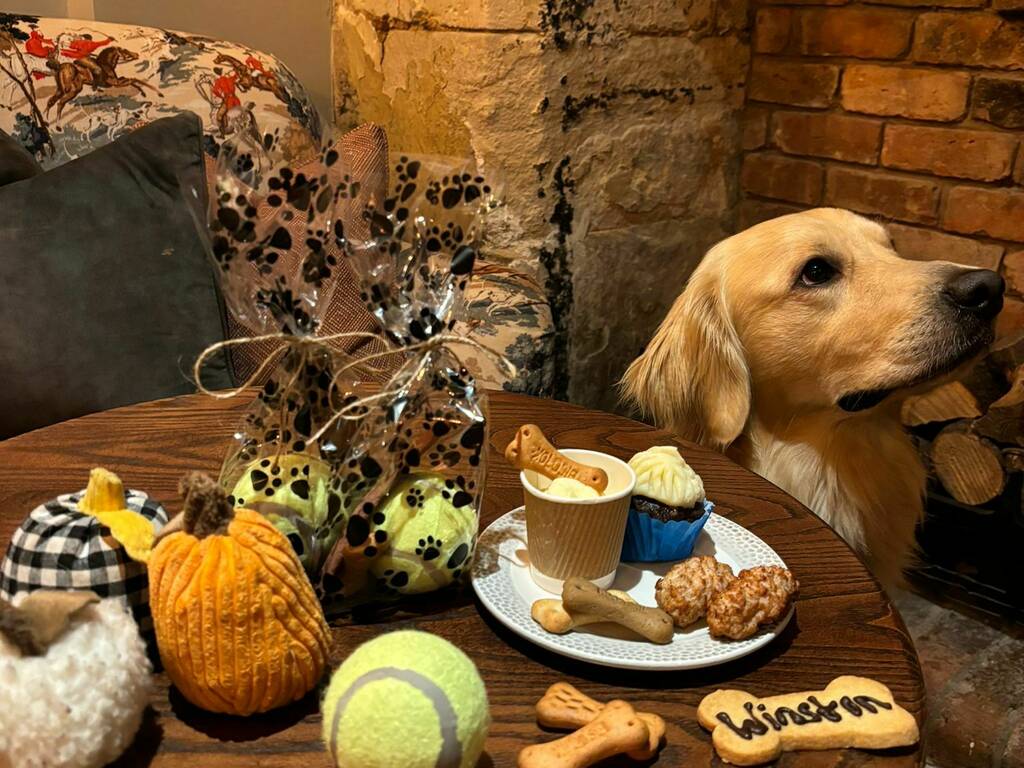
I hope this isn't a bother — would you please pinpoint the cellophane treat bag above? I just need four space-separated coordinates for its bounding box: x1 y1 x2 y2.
313 156 501 611
188 114 501 609
185 117 380 574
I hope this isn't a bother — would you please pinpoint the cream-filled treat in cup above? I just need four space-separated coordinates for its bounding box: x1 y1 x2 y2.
504 424 635 592
621 445 714 563
546 477 600 499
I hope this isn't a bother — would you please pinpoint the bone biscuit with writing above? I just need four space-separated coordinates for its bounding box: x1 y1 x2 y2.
697 675 919 766
518 700 650 768
527 445 581 480
536 682 666 760
504 424 609 493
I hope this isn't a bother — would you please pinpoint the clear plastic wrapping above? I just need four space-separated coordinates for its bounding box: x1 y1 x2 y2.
188 121 500 609
316 157 499 610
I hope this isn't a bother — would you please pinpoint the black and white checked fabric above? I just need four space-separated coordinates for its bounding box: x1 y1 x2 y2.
0 488 168 641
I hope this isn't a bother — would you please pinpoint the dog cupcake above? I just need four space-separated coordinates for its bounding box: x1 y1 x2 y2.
621 446 713 562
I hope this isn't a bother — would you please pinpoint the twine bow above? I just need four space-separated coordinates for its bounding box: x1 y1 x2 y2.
192 329 517 445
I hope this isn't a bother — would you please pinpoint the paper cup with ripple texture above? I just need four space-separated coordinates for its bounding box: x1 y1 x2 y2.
521 449 636 593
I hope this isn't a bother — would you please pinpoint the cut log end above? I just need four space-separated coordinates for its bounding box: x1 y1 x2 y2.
930 422 1006 506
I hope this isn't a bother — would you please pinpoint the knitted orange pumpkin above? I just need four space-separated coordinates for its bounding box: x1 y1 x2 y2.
149 472 331 715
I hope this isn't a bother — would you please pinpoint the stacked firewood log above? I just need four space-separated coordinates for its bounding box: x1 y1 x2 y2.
901 332 1023 506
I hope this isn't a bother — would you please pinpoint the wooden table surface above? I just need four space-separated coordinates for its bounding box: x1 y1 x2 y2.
0 391 925 767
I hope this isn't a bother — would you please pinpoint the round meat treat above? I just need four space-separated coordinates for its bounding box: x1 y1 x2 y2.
706 565 798 640
654 555 736 627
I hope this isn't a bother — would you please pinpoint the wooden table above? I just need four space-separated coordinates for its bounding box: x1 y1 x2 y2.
0 391 925 767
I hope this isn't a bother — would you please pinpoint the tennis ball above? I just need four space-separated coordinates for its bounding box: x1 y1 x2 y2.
369 473 478 594
321 630 489 768
229 454 341 569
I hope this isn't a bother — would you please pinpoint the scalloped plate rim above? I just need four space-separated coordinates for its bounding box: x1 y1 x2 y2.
471 507 793 671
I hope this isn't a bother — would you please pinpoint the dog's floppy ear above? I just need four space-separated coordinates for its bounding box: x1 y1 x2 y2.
620 267 750 450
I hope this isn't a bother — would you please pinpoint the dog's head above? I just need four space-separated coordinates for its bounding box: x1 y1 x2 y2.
621 208 1004 447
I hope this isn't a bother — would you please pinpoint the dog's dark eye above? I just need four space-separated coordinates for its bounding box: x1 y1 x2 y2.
799 258 838 287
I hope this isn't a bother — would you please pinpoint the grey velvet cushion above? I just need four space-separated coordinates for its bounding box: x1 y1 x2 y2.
0 130 42 186
0 113 232 438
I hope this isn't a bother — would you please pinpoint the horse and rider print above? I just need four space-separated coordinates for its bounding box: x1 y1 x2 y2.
0 13 320 168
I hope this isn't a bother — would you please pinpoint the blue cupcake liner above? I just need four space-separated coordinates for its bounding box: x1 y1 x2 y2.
620 499 713 562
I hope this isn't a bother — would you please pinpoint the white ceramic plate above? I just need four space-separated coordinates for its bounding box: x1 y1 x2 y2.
471 507 793 671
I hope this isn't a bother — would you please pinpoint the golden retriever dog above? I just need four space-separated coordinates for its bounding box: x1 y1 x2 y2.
621 208 1004 586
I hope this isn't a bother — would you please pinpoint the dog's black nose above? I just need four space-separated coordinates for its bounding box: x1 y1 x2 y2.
944 269 1004 319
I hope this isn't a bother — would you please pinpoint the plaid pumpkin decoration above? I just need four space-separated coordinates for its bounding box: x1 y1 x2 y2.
0 488 168 640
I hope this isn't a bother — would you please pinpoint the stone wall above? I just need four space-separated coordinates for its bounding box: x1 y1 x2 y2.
740 1 1024 343
332 0 751 409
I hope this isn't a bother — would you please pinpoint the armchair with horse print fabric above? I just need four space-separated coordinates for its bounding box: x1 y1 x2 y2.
45 42 157 120
0 13 556 398
0 13 320 167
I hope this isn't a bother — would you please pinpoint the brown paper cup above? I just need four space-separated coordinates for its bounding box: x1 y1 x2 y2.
521 449 636 593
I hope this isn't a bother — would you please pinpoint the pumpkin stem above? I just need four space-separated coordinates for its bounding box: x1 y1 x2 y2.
0 591 100 656
0 597 43 656
78 467 157 563
79 467 126 515
180 471 235 538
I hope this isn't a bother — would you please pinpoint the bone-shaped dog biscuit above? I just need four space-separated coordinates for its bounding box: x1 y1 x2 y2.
698 676 919 766
562 577 674 645
531 590 636 635
518 700 650 768
505 424 608 493
536 682 666 760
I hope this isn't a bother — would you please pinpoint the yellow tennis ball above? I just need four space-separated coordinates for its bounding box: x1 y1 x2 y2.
321 630 489 768
229 454 340 570
229 454 333 520
369 474 478 595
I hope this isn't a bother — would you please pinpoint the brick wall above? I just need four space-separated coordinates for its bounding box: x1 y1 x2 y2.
740 1 1024 338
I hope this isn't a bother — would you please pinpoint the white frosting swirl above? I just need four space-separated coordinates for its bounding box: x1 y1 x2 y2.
628 446 704 507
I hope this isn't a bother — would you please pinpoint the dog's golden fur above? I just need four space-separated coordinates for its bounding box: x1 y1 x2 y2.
622 208 997 586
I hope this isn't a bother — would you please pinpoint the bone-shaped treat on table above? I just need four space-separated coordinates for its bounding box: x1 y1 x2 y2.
518 700 650 768
535 682 666 761
697 675 920 766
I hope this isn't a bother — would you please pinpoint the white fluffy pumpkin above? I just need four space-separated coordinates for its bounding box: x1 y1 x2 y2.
0 593 151 768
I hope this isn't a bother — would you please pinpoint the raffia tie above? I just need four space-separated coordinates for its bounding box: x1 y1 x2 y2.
192 330 517 444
